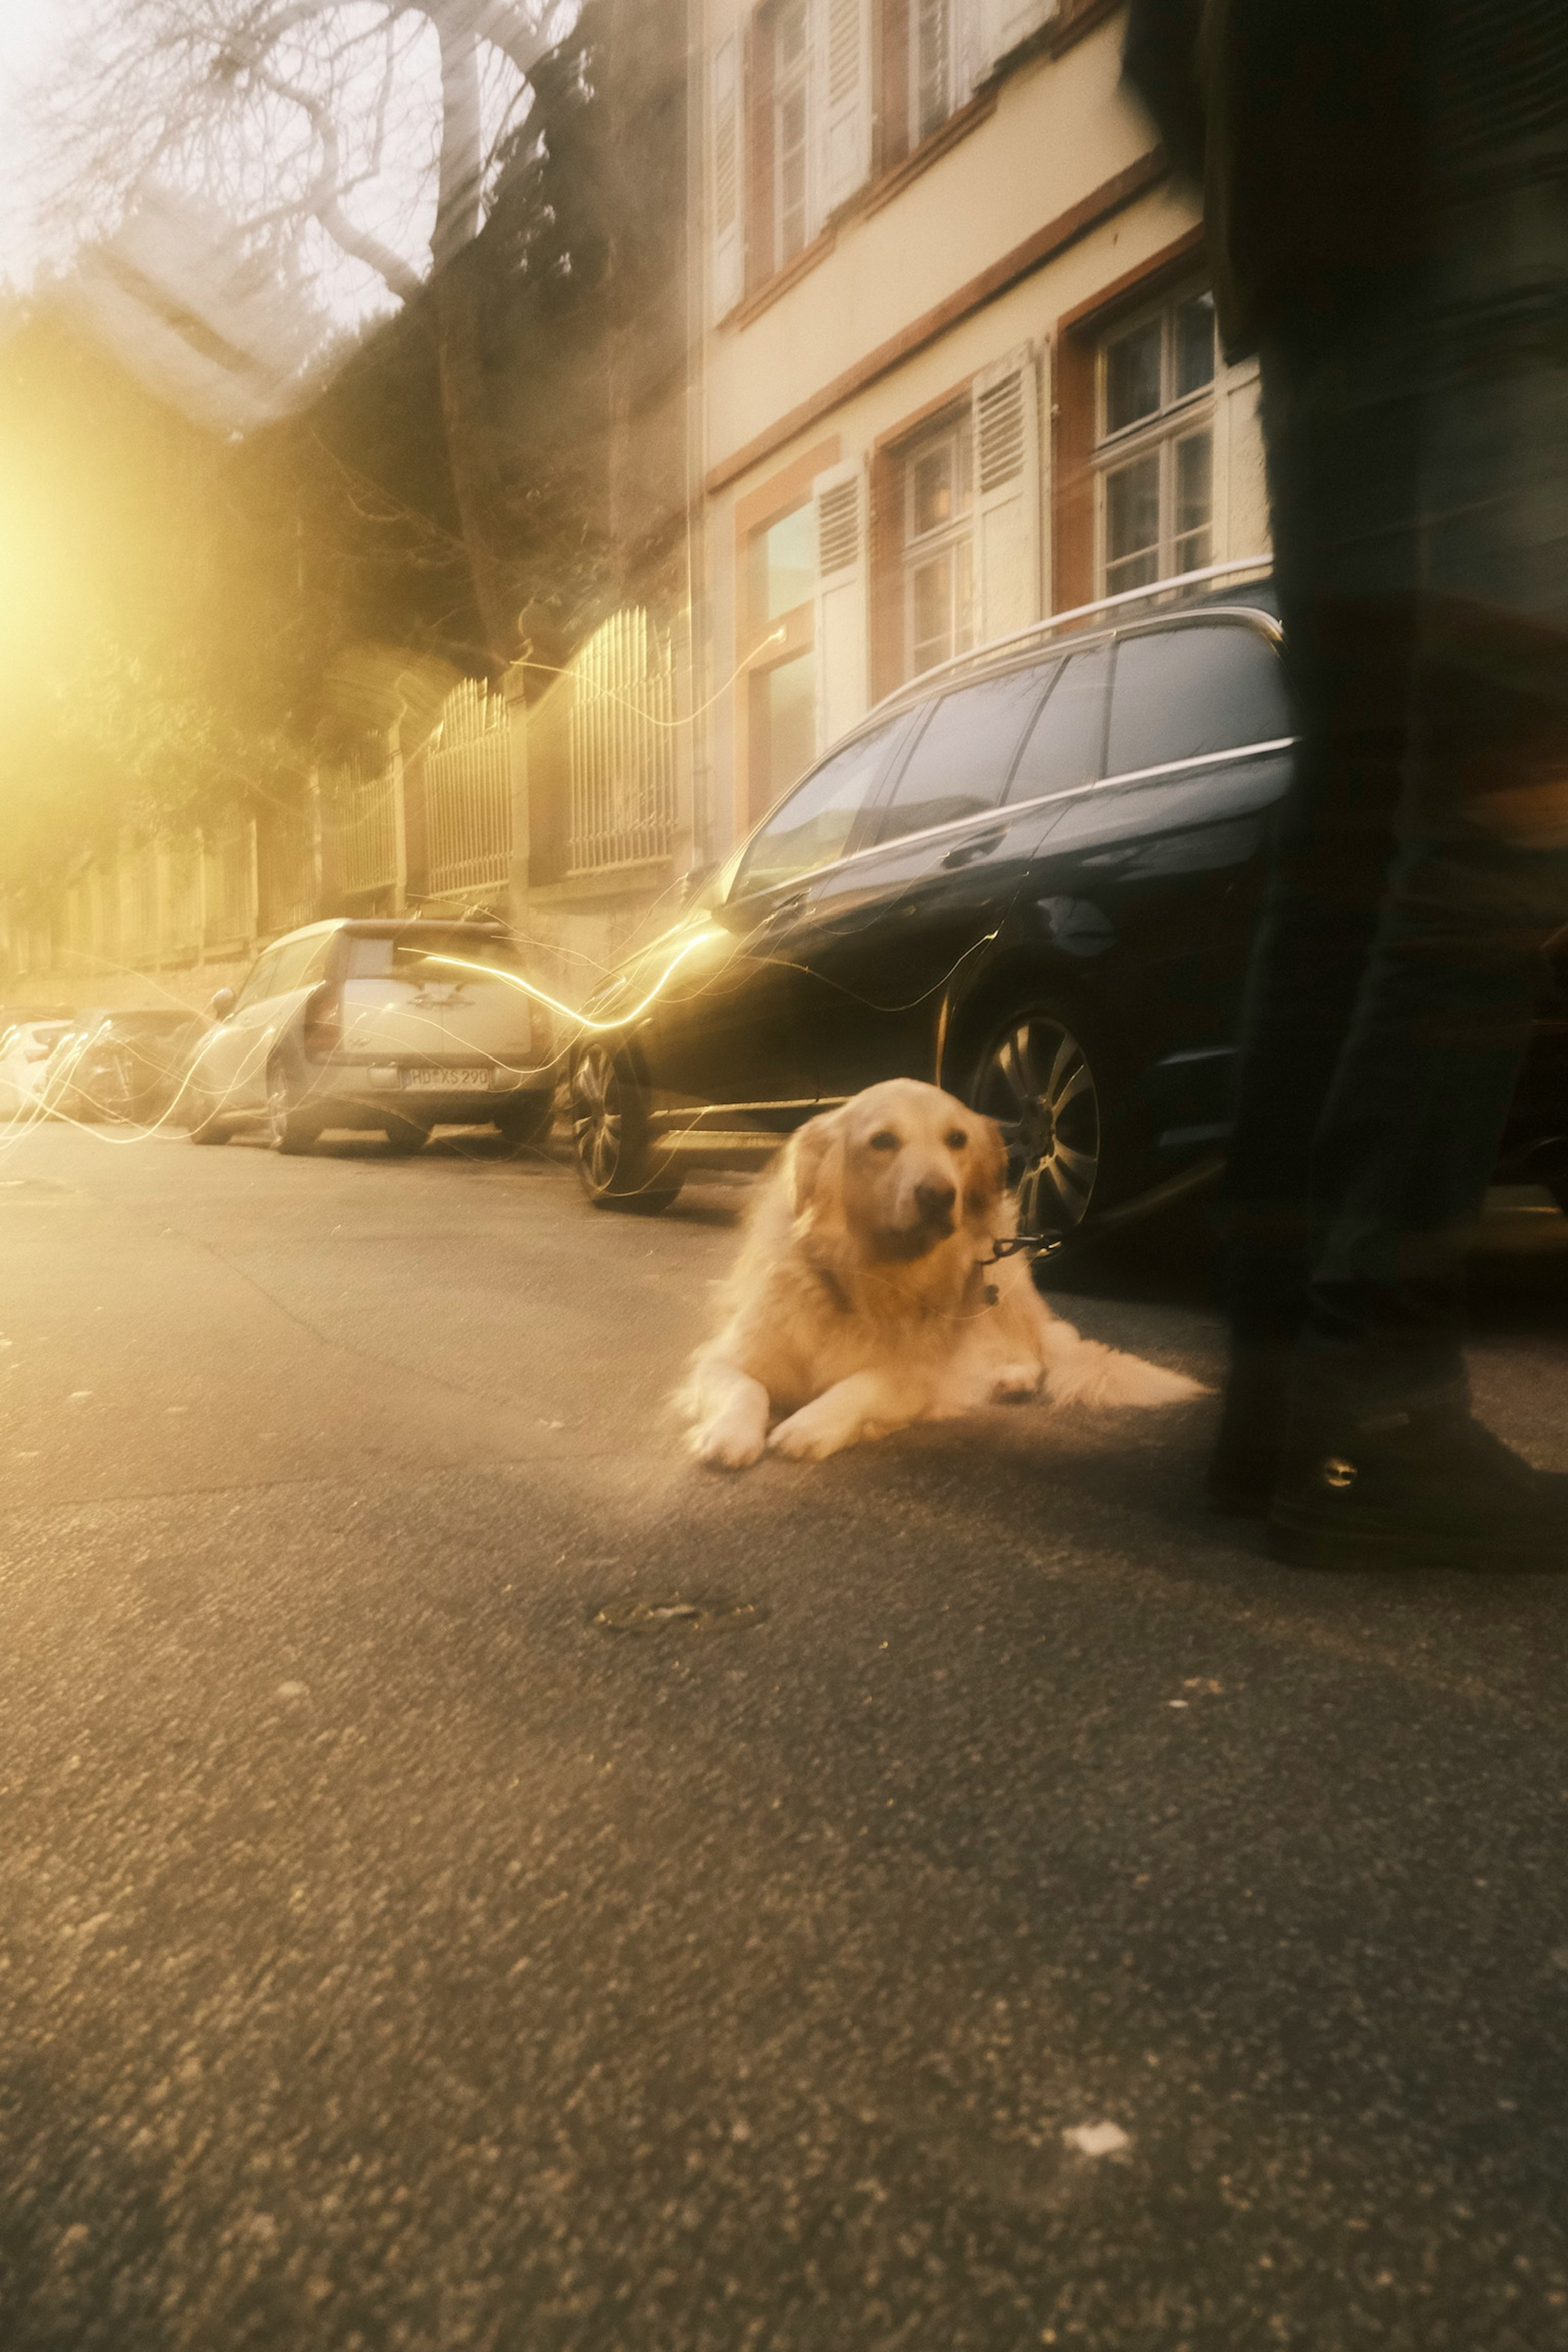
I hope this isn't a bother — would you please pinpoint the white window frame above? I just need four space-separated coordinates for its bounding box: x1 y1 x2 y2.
1092 287 1219 599
772 0 814 270
900 405 976 681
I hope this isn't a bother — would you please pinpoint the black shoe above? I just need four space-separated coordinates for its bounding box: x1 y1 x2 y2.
1205 1345 1291 1515
1267 1397 1568 1572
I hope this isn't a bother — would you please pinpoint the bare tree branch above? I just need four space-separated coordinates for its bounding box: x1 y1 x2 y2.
31 1 577 315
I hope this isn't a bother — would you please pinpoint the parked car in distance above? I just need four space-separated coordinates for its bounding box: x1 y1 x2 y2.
183 916 556 1154
568 566 1568 1227
45 1008 210 1125
0 1021 76 1118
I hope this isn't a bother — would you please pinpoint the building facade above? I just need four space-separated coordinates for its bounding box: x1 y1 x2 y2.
692 0 1272 866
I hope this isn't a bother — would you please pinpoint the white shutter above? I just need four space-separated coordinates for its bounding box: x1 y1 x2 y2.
977 0 1057 79
710 33 743 319
971 347 1041 647
812 460 869 752
818 0 873 213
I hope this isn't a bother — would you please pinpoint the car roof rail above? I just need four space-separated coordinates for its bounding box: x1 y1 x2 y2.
864 553 1275 721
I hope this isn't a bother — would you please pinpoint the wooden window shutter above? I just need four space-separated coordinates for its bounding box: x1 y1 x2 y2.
711 33 744 318
812 460 869 751
818 0 874 213
971 347 1041 646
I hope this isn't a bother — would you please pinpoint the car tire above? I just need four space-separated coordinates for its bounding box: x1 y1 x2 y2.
187 1082 231 1145
267 1060 319 1156
569 1045 682 1213
495 1090 557 1153
967 1000 1114 1241
380 1113 429 1156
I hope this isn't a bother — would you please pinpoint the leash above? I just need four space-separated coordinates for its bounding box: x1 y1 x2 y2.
973 1150 1229 1283
975 1231 1067 1270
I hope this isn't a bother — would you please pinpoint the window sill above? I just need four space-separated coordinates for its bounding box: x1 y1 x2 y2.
728 228 839 331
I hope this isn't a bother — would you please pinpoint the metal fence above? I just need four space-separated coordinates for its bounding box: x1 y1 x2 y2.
423 677 512 900
568 608 679 875
330 765 400 902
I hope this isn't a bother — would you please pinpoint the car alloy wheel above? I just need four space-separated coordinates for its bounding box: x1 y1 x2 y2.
973 1009 1102 1237
569 1044 680 1212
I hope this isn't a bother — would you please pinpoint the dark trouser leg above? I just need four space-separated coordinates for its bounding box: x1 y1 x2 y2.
1218 307 1425 1376
1220 595 1415 1352
1302 654 1568 1406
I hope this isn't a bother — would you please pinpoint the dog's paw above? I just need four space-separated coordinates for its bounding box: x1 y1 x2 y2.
990 1362 1043 1403
768 1402 854 1461
691 1413 767 1470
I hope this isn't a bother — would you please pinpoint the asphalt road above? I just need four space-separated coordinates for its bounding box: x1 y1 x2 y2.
2 1112 1568 2352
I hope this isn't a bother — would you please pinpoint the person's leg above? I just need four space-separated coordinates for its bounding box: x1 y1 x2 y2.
1209 316 1423 1506
1269 179 1568 1564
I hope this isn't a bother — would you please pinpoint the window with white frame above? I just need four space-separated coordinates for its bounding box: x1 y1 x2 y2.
773 0 813 268
902 409 975 678
1095 290 1217 598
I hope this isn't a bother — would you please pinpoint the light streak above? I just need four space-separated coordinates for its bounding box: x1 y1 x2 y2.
0 914 1004 1169
415 927 730 1031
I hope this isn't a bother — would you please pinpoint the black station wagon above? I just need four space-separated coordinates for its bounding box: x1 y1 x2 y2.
569 569 1568 1229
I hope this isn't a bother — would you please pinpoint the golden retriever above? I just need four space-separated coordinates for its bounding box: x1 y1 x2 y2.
679 1077 1203 1468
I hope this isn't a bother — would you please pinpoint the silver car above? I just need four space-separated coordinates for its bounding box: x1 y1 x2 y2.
184 918 556 1154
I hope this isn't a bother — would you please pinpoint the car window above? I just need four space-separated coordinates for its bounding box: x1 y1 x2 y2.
1005 643 1113 803
344 929 522 981
233 951 281 1011
1105 622 1290 778
733 717 909 897
107 1011 203 1040
866 665 1059 846
266 935 331 996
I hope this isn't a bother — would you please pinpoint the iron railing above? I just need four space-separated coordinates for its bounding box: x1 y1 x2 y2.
568 608 679 875
423 677 512 899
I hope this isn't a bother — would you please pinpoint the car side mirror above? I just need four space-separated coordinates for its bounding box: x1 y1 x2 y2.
209 987 236 1020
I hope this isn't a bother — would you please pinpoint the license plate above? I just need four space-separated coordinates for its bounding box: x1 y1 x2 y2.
405 1066 488 1090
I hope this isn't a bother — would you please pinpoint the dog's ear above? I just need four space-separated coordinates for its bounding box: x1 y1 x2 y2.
963 1113 1009 1226
788 1110 843 1222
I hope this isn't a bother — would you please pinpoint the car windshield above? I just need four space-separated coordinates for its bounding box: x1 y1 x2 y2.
345 930 524 981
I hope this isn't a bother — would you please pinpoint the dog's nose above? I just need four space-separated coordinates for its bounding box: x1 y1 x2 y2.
915 1179 957 1224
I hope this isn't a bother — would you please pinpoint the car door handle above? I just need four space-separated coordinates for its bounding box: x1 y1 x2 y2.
942 830 1005 869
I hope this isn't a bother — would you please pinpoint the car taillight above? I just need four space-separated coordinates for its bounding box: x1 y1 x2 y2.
302 985 341 1062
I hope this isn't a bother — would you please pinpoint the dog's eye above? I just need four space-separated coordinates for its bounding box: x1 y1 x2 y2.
945 1129 968 1151
868 1130 900 1152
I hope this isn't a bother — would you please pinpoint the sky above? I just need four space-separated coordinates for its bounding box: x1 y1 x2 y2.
0 0 70 290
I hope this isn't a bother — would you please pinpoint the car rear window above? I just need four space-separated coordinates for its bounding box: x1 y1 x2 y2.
866 665 1058 846
344 931 523 980
1105 623 1290 778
